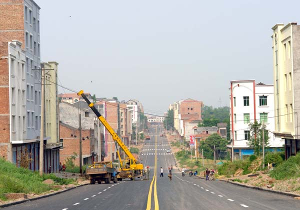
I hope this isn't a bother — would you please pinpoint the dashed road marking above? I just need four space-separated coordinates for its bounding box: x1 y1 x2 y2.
103 189 107 191
73 203 80 206
201 187 204 189
194 184 196 186
218 195 223 198
211 192 215 194
227 199 234 202
84 198 89 200
98 192 102 194
92 195 96 197
240 204 249 208
62 208 68 210
108 187 111 189
205 189 209 191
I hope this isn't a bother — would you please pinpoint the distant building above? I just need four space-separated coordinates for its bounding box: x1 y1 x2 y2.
272 23 300 159
59 93 92 104
193 126 219 142
229 80 284 159
147 116 165 123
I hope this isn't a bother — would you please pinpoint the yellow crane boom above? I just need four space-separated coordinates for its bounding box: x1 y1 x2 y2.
77 90 138 166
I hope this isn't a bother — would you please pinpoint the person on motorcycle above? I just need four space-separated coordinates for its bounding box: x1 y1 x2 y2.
182 168 185 177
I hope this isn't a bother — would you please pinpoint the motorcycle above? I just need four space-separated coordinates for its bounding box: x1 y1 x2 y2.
182 171 185 177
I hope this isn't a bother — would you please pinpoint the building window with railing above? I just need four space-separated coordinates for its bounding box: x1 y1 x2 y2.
243 96 249 106
244 130 250 140
259 96 267 106
244 113 250 124
260 112 268 123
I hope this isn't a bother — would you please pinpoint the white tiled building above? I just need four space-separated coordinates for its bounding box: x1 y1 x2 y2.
229 80 284 159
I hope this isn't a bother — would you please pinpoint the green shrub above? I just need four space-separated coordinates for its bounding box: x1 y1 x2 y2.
249 155 257 162
232 178 242 183
265 152 283 167
218 159 251 176
270 153 300 180
130 147 139 154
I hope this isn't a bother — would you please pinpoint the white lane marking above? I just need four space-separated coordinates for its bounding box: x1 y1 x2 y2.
108 187 111 189
211 192 215 194
201 187 204 189
92 195 96 197
218 195 223 197
240 204 249 208
112 185 115 187
205 189 209 191
103 189 107 191
62 208 68 210
197 185 200 187
227 199 234 202
194 184 196 186
84 198 89 200
73 203 80 206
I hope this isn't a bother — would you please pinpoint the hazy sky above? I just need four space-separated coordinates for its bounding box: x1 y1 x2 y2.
38 0 300 115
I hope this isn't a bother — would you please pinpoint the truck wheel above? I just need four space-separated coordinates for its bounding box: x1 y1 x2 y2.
113 177 117 183
105 178 110 184
97 180 102 184
90 179 96 184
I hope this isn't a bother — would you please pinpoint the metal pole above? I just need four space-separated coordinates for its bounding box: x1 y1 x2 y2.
79 112 82 175
231 139 234 162
262 122 265 169
214 144 216 165
195 138 197 161
39 68 45 175
98 120 101 162
136 124 138 145
202 149 204 167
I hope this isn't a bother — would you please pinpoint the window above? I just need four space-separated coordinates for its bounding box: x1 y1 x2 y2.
11 87 15 104
29 10 32 24
289 72 292 91
284 43 287 60
290 104 293 122
27 112 30 127
284 74 287 91
191 108 193 110
22 90 25 105
25 6 28 21
23 116 26 131
34 42 36 55
26 85 29 99
30 35 33 49
85 112 89 117
25 32 29 47
31 86 33 100
243 96 249 106
33 17 36 31
12 116 16 132
233 97 236 107
234 114 236 123
286 104 288 122
259 96 267 106
35 91 37 105
244 113 250 124
260 113 268 123
35 116 38 130
10 58 14 76
37 20 40 33
234 131 237 140
188 108 190 110
288 41 291 59
31 112 34 127
38 44 40 56
244 131 250 140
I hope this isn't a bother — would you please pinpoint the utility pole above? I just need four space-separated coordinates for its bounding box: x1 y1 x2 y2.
202 149 204 167
231 139 234 162
214 144 216 165
262 121 265 169
136 124 138 145
79 111 82 175
195 137 197 161
39 68 45 175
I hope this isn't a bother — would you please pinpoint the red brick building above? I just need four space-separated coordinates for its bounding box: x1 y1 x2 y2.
59 123 93 166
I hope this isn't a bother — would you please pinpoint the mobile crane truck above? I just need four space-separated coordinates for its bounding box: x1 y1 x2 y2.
78 90 144 181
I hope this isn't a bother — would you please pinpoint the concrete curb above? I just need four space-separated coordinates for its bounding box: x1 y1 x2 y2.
0 183 89 209
219 179 300 198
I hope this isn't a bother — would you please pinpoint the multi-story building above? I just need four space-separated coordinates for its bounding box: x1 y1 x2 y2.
173 101 182 133
59 101 98 165
272 23 300 159
120 103 132 147
42 62 60 173
147 116 165 123
229 80 284 159
179 98 203 138
0 0 41 170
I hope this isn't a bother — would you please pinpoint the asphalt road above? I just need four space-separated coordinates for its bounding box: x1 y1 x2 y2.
4 125 300 210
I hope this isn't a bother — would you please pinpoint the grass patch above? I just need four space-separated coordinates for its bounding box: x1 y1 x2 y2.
0 158 74 200
270 153 300 180
232 178 243 183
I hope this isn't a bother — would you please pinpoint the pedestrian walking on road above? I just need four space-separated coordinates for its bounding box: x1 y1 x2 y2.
205 168 210 181
168 167 172 181
160 167 164 177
